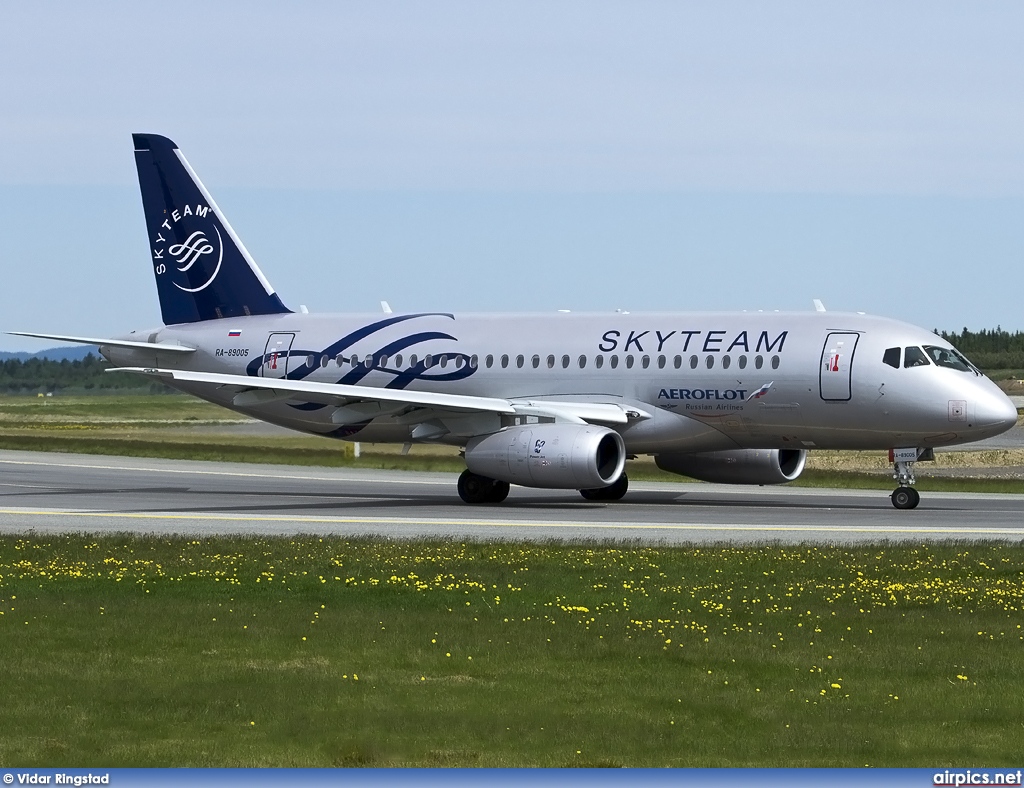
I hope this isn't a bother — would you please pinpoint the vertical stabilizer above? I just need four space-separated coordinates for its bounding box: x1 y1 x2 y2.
133 133 291 325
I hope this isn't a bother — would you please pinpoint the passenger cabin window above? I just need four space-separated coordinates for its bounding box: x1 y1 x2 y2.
673 355 682 369
641 355 650 369
771 355 780 370
595 355 603 369
485 354 493 368
578 355 587 368
625 355 634 369
610 355 619 369
689 355 698 369
924 345 972 372
738 355 747 370
532 355 541 369
882 347 901 368
561 355 570 369
546 355 555 369
722 355 731 370
904 346 930 368
754 355 763 369
395 354 403 368
501 354 509 369
516 355 525 369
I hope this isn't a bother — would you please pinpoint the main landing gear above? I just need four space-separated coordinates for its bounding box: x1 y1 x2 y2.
889 448 931 510
456 470 631 504
457 470 510 504
579 473 629 501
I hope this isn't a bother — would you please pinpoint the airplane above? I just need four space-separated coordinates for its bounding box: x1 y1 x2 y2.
11 134 1019 510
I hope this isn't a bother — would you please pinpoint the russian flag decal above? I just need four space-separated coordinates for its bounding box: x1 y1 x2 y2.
228 330 241 337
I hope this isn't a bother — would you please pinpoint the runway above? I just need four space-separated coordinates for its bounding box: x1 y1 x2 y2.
1 449 1022 544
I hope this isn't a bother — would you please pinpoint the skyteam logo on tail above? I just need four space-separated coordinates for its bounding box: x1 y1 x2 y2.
151 204 223 293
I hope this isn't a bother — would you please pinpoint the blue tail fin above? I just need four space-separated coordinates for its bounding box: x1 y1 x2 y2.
133 133 291 325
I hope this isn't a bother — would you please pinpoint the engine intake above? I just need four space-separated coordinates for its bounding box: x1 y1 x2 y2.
465 424 625 489
655 448 807 485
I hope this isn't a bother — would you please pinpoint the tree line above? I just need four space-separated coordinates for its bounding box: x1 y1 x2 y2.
0 354 170 394
937 327 1024 370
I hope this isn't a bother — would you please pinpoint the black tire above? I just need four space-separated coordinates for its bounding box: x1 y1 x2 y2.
487 480 511 504
458 470 492 504
579 473 628 502
891 487 917 510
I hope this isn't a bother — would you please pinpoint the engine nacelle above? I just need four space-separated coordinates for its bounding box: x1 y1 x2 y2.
655 448 807 485
465 424 625 489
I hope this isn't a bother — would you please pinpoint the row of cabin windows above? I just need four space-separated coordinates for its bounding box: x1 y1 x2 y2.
306 352 781 372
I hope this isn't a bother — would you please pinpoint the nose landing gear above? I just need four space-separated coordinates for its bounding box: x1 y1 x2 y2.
889 447 932 510
890 485 920 510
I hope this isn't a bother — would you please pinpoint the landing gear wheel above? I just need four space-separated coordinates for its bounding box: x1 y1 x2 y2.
579 473 629 502
458 470 508 505
487 480 510 504
891 487 920 510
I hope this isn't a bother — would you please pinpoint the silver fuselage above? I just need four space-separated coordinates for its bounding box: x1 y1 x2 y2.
104 310 1018 455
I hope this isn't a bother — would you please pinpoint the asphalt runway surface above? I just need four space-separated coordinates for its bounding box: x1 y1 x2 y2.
0 449 1022 544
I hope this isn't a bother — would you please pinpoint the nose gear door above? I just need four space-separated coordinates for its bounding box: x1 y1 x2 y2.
261 333 295 378
820 332 859 401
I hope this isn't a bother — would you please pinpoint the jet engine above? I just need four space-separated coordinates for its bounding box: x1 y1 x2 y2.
465 424 625 489
655 448 807 485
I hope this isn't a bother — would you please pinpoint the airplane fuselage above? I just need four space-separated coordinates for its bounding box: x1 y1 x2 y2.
104 309 1016 454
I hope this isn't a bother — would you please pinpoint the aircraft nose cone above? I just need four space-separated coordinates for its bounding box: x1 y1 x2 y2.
977 391 1019 434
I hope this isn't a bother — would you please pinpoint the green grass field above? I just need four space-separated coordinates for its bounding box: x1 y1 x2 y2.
1 536 1022 767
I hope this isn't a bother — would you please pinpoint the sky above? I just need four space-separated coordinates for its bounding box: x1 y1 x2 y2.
2 1 1023 351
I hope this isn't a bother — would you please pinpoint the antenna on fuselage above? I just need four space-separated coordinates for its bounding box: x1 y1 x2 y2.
813 299 826 312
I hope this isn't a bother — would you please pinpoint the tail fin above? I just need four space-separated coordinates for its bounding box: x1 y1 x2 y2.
133 133 291 325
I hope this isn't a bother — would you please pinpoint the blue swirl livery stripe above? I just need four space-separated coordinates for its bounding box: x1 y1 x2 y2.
239 314 477 415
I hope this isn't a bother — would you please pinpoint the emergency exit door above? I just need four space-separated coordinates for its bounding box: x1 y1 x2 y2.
819 332 859 401
261 333 295 378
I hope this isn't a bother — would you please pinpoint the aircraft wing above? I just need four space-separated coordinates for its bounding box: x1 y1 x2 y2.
109 367 649 431
8 332 196 353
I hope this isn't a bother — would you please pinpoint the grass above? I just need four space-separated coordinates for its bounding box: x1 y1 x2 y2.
0 536 1022 767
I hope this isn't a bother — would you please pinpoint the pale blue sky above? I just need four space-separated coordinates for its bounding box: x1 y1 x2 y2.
2 2 1023 350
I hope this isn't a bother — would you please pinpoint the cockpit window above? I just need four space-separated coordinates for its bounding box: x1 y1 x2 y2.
882 347 901 368
924 345 973 372
904 346 930 368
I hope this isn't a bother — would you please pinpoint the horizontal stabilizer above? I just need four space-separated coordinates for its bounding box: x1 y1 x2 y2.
8 332 196 353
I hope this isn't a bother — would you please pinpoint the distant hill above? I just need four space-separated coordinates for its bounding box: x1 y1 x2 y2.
0 345 97 362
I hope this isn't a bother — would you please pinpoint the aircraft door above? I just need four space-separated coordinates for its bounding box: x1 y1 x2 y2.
819 332 859 401
261 333 295 378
